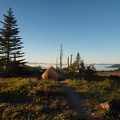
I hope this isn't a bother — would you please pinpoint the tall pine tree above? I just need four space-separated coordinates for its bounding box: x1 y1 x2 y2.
0 8 25 76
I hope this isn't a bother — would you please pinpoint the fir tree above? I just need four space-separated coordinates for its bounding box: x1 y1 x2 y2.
0 8 25 76
75 52 81 69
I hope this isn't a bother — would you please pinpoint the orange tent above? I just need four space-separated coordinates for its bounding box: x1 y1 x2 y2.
42 66 58 80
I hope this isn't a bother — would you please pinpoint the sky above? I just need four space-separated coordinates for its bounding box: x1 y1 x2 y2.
0 0 120 64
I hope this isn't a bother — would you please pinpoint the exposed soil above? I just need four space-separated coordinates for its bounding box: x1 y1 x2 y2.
59 81 98 120
97 71 120 77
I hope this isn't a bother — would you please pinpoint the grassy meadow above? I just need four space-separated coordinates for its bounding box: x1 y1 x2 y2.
65 76 120 119
0 78 84 120
0 70 120 120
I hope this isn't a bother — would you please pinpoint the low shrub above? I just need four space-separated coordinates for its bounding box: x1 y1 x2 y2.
65 78 120 119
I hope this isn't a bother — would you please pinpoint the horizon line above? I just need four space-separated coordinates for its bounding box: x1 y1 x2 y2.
26 62 118 65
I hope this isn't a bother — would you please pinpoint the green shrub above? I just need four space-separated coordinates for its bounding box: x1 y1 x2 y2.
65 78 120 119
0 78 38 102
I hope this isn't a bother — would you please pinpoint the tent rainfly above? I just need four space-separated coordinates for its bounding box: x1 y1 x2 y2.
42 66 58 80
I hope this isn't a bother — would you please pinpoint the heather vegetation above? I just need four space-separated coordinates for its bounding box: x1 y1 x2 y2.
0 73 120 120
65 77 120 120
0 78 85 120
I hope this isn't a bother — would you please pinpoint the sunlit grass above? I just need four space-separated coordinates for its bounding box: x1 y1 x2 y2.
0 78 85 120
65 78 120 119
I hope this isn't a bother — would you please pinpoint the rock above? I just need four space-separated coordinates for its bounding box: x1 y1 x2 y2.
100 101 110 110
100 99 120 112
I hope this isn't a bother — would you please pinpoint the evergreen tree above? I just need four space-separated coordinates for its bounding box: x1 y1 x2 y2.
0 8 25 76
74 52 81 69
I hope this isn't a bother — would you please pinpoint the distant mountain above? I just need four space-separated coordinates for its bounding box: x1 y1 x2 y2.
109 64 120 68
93 63 113 65
26 62 44 64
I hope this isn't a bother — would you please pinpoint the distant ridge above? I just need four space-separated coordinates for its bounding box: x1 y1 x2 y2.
109 64 120 68
27 62 117 66
27 62 45 64
26 62 67 65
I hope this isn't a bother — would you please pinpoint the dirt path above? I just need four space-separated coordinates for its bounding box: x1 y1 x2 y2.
59 81 98 120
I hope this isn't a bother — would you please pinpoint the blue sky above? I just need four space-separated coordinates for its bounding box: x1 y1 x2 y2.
0 0 120 64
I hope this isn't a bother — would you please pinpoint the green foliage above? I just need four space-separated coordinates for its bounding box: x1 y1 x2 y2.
67 63 77 72
74 52 81 69
67 52 85 72
65 78 120 119
85 64 96 75
53 110 84 120
19 65 42 77
65 78 120 103
0 78 85 120
0 78 38 102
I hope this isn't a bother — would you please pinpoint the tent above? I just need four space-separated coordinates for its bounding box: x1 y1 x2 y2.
42 66 58 80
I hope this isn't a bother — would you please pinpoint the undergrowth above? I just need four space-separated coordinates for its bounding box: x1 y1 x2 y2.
0 78 85 120
65 78 120 119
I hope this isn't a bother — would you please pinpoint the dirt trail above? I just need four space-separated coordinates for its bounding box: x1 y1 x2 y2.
59 81 98 120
